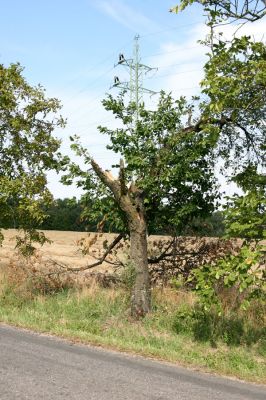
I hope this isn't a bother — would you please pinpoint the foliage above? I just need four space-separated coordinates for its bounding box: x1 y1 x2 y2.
191 245 265 310
64 92 221 317
0 63 66 250
202 166 266 312
182 211 225 237
39 197 89 231
170 0 266 23
148 236 239 284
2 252 76 298
188 168 265 311
200 36 266 174
65 92 218 235
63 4 265 317
39 198 225 235
224 166 266 239
171 3 266 183
64 35 266 237
72 232 240 286
181 23 266 312
119 261 137 289
15 230 49 257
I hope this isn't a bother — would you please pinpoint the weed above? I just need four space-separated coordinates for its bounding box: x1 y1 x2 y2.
0 262 265 383
3 252 78 299
172 301 266 348
119 261 136 289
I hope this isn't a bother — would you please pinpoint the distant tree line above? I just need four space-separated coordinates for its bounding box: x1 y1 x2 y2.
38 198 89 232
2 196 225 236
42 200 226 236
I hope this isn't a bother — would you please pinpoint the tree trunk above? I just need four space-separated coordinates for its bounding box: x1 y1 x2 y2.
129 219 151 318
90 159 151 318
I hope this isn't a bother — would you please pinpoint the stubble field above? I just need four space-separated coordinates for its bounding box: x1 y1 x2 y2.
0 229 265 383
0 229 120 272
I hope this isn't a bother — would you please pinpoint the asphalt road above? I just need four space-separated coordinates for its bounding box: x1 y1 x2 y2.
0 324 265 400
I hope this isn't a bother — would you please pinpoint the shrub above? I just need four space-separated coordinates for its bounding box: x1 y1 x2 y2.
190 245 265 311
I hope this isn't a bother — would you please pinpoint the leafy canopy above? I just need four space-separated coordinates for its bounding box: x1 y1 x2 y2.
66 34 266 235
224 166 266 240
0 63 66 250
65 92 218 234
170 0 266 22
200 35 266 172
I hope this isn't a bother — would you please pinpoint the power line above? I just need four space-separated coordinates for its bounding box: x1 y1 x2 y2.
145 68 202 80
62 44 205 110
63 86 112 125
67 63 204 127
82 143 109 147
72 84 201 137
63 66 115 106
60 39 133 92
75 117 115 131
76 50 203 114
63 101 102 127
142 44 204 59
63 35 207 131
73 118 117 136
68 80 203 131
154 60 205 70
139 20 204 38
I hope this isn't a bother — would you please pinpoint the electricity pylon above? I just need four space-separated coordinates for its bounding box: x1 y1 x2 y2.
112 34 157 122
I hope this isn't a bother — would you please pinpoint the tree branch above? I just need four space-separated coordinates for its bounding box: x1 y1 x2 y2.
91 157 141 229
44 233 124 275
119 158 127 196
91 158 121 199
148 238 175 264
181 115 230 135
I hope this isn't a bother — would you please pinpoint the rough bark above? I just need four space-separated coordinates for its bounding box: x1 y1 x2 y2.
90 158 151 317
129 218 151 318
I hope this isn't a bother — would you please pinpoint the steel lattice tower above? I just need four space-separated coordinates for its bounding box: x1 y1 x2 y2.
112 34 157 123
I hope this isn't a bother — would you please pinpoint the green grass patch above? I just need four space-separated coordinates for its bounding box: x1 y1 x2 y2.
0 283 265 384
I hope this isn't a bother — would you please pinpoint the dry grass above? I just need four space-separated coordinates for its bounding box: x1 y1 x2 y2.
0 242 265 384
0 229 245 282
0 267 7 297
0 229 112 271
0 277 265 383
152 287 196 310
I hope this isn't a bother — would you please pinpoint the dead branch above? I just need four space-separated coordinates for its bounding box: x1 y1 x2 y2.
43 233 124 276
148 238 176 264
91 158 121 199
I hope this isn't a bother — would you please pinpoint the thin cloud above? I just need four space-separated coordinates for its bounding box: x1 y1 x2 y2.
146 22 207 98
97 0 160 34
146 17 266 99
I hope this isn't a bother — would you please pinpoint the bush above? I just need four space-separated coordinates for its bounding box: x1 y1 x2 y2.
190 245 265 311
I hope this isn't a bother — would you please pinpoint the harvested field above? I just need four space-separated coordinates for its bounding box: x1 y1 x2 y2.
0 229 246 283
0 229 117 272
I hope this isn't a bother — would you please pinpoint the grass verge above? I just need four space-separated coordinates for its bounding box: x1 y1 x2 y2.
0 279 265 384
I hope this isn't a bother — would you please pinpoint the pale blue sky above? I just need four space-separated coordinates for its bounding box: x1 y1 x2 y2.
0 1 202 85
1 1 264 198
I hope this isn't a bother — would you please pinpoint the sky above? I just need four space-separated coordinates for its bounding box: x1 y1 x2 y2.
1 0 265 199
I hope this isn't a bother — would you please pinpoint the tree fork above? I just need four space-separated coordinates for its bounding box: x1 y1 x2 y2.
91 157 151 317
